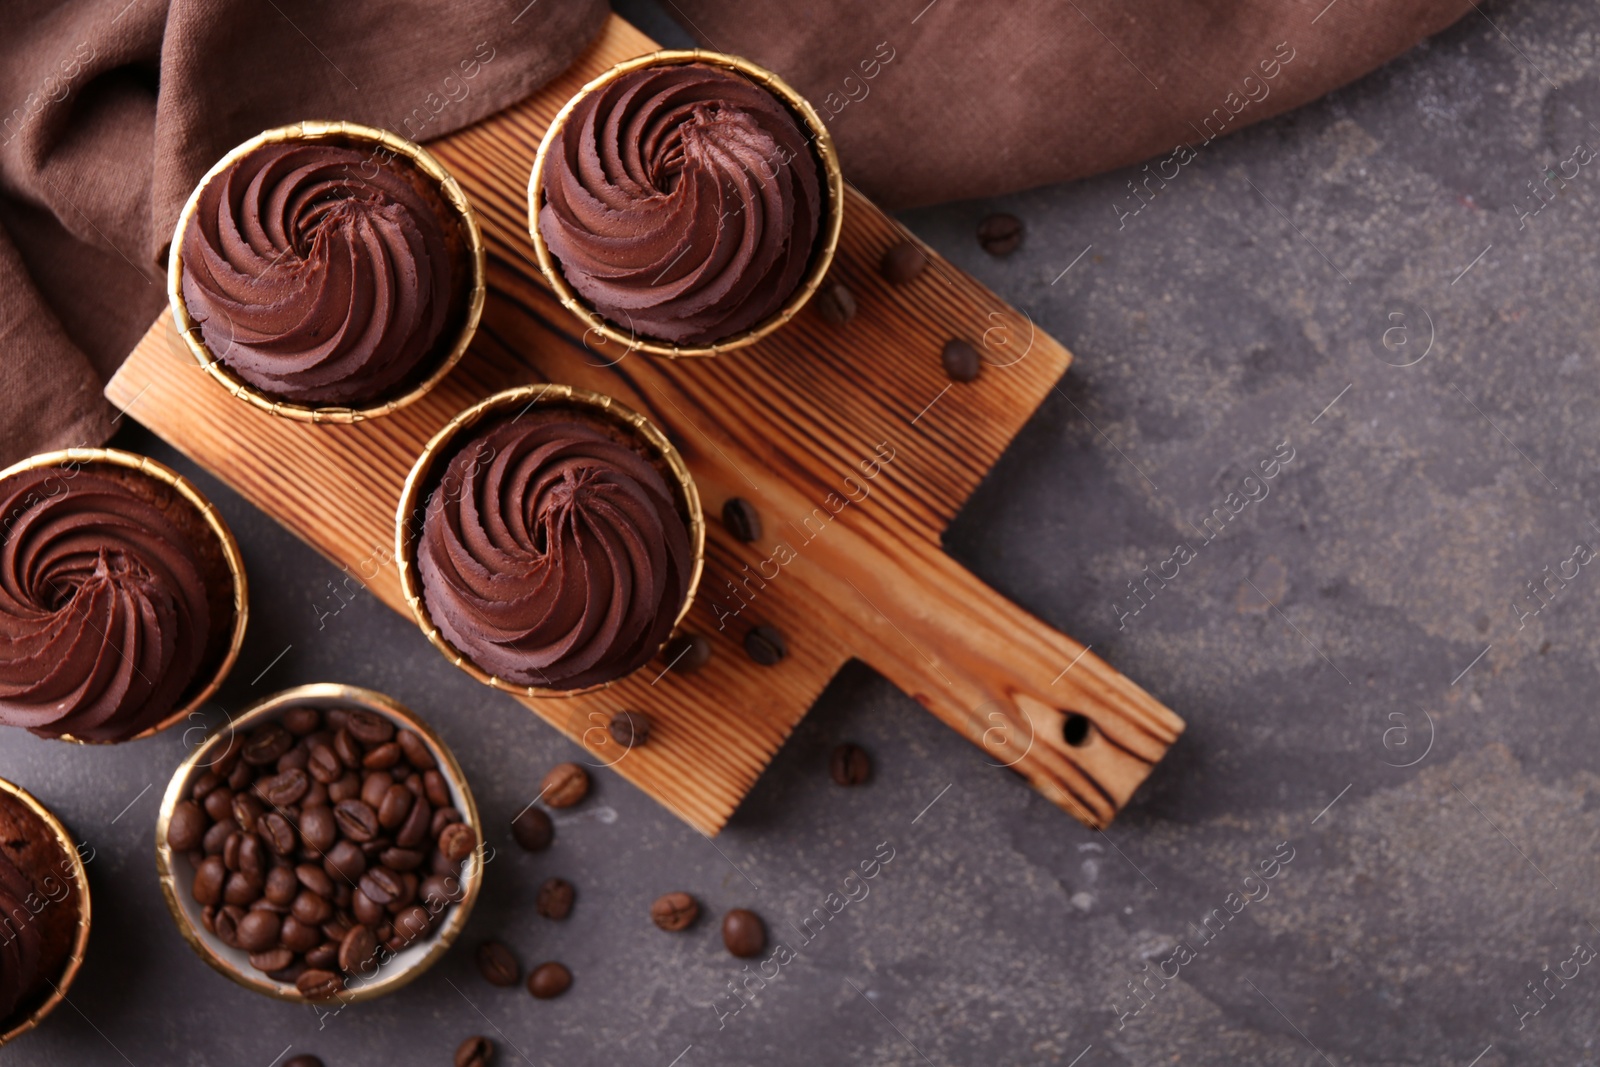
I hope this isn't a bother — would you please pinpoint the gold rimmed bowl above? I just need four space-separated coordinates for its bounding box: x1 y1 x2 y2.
0 448 248 744
155 684 484 1004
168 120 487 423
394 384 705 697
0 778 91 1049
528 49 846 359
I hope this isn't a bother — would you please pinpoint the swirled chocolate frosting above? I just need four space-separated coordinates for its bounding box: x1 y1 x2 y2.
0 468 216 741
180 141 462 405
418 413 693 689
539 63 823 345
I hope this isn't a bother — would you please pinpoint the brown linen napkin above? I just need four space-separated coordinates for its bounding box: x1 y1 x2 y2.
669 0 1475 208
0 0 606 466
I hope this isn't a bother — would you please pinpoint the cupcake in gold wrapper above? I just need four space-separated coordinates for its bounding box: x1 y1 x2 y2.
396 384 704 696
0 778 91 1050
155 684 484 1004
0 448 248 744
529 50 845 358
169 120 486 422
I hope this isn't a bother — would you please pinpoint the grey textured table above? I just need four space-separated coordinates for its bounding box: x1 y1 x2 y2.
6 0 1600 1063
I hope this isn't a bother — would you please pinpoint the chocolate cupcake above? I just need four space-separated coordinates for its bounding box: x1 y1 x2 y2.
172 121 485 419
531 52 843 356
398 386 704 694
0 450 247 743
0 782 88 1044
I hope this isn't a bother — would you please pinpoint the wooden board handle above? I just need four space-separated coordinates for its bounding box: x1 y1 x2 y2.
835 539 1184 828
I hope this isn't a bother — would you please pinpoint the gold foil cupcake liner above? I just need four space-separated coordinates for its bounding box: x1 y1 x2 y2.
394 384 706 697
0 448 249 745
527 49 846 359
154 683 484 1004
0 777 92 1049
168 120 488 423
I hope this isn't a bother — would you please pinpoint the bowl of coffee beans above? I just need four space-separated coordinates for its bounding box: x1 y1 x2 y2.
155 683 483 1003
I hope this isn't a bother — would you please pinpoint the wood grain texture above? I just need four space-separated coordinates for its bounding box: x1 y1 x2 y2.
105 14 1183 834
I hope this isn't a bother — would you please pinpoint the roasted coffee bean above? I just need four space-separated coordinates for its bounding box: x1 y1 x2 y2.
168 800 206 852
608 711 650 748
430 848 460 877
815 280 857 325
248 897 289 914
202 786 234 823
662 632 711 673
202 820 231 856
423 769 451 807
277 746 310 773
296 968 344 1000
829 743 871 786
249 947 295 974
236 909 281 953
265 866 299 906
292 889 333 926
295 864 334 898
404 775 425 797
328 771 361 804
439 822 477 863
650 892 699 932
743 625 787 666
321 918 352 944
395 871 419 909
281 915 322 953
476 941 520 987
379 846 425 872
232 793 265 834
527 962 571 1000
227 760 253 792
722 908 766 958
193 856 226 906
362 741 402 771
299 806 337 853
236 834 266 881
359 867 403 906
333 799 379 842
191 771 223 801
360 771 393 811
244 722 294 766
456 1035 494 1067
345 709 395 745
283 706 322 736
377 783 414 830
213 905 245 948
352 887 386 927
259 812 297 855
510 807 553 853
201 904 217 934
881 240 926 285
256 768 310 807
305 942 340 971
324 708 350 733
392 904 431 944
431 807 463 838
535 878 574 920
374 920 395 944
302 781 329 809
721 497 762 542
283 1056 324 1067
420 874 464 909
223 831 243 871
395 796 432 849
397 730 435 770
541 763 589 809
976 212 1023 257
307 744 344 784
334 728 363 771
223 871 263 907
941 338 982 383
339 923 379 974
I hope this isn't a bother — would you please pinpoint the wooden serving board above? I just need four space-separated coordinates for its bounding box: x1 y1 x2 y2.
106 13 1183 835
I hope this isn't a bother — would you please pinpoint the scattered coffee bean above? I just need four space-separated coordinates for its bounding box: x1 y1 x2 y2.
527 961 572 999
662 632 711 673
881 240 926 285
941 339 982 383
608 711 650 748
744 625 787 666
296 968 344 1000
650 892 699 932
815 280 857 325
284 1055 324 1067
540 763 589 809
476 941 520 987
977 212 1023 257
456 1035 495 1067
829 743 871 786
721 497 762 543
536 877 575 921
722 909 767 958
510 807 553 853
